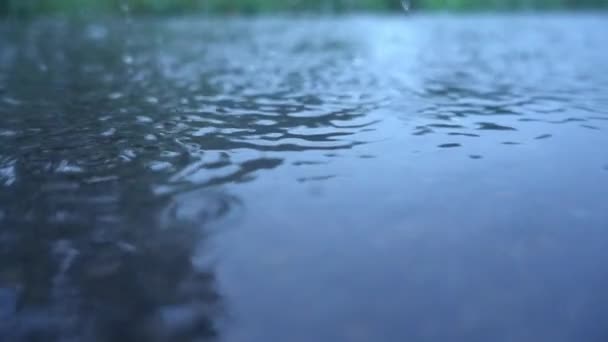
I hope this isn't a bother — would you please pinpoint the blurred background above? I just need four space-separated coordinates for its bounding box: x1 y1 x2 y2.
2 0 608 15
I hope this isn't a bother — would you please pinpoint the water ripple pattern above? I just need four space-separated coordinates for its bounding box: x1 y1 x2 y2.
0 14 607 342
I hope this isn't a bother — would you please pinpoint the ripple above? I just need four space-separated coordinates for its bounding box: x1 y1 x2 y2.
477 122 517 131
136 116 154 123
297 175 336 183
1 15 607 342
0 130 17 137
0 159 16 187
438 143 462 149
160 190 242 230
148 161 175 172
55 161 84 174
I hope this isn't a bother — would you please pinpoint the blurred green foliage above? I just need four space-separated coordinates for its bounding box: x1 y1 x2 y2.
1 0 607 15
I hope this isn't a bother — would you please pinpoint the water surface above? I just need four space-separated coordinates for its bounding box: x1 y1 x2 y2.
1 14 608 342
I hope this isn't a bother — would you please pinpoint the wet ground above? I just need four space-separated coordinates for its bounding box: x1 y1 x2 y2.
1 13 608 342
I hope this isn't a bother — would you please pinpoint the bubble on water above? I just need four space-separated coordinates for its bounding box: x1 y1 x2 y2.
401 0 411 11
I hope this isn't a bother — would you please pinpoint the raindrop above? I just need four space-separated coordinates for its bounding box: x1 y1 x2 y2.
401 0 411 12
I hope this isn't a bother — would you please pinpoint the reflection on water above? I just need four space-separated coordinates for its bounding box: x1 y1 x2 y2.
1 14 608 342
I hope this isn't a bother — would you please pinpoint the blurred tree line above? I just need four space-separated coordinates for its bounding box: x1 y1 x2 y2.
1 0 607 15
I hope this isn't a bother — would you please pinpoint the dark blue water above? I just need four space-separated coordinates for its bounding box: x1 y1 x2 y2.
1 14 608 342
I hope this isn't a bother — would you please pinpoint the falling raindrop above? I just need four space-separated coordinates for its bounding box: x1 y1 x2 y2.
401 0 411 11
